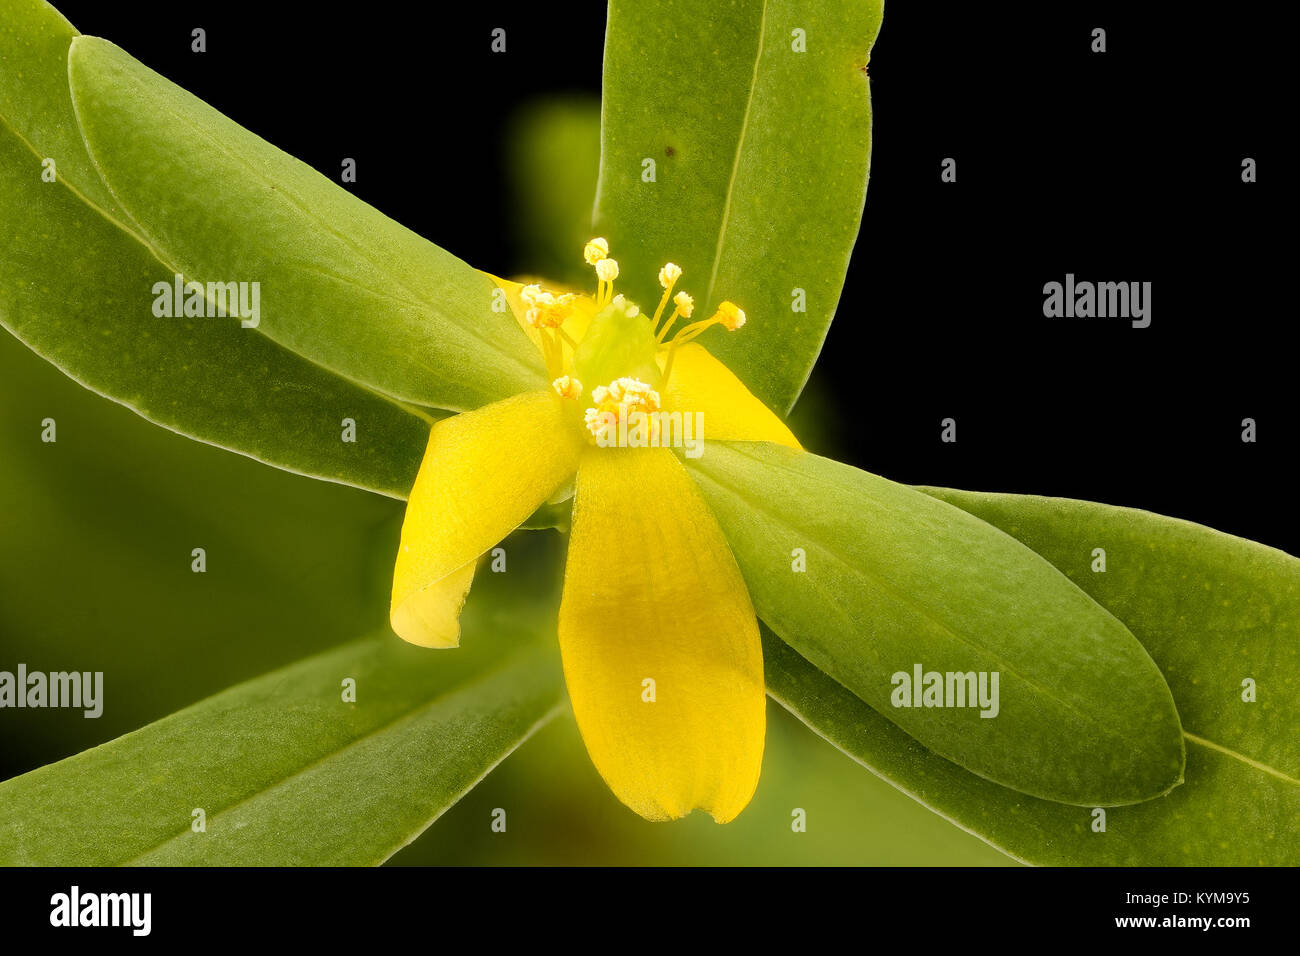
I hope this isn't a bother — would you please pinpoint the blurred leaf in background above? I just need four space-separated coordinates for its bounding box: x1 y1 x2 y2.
0 329 401 776
507 96 602 288
0 557 566 866
393 703 1013 866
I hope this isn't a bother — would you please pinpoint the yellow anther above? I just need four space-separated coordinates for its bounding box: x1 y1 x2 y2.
526 307 560 329
584 376 661 441
552 375 583 400
594 256 621 306
654 289 697 344
715 301 746 330
520 283 546 307
584 237 610 264
526 291 578 329
596 258 620 283
651 263 684 333
660 300 749 385
616 377 660 408
673 291 695 318
582 406 611 441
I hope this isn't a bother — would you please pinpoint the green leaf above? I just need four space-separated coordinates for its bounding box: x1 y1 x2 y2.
921 489 1300 780
0 615 564 866
396 700 1012 865
0 327 406 753
519 497 573 533
0 2 431 496
765 493 1300 864
0 0 124 218
687 442 1185 806
68 36 545 413
596 0 883 415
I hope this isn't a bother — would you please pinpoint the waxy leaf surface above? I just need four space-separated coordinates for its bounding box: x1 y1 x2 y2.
0 0 431 496
688 442 1185 806
596 0 883 415
0 616 564 866
68 36 546 413
765 491 1299 864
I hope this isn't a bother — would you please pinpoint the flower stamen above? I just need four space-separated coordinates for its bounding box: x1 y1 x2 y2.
552 243 749 394
552 375 583 400
583 376 661 443
595 257 620 306
651 262 683 333
659 301 746 386
664 301 746 347
583 237 610 265
523 288 584 378
655 290 695 344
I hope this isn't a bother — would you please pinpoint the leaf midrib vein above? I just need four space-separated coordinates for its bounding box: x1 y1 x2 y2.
0 106 435 430
693 449 1164 752
1183 731 1300 788
120 659 557 865
710 447 1300 788
704 0 769 311
126 76 540 377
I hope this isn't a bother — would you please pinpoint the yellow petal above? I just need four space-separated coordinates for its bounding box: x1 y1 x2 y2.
661 343 801 448
392 390 582 648
558 447 766 822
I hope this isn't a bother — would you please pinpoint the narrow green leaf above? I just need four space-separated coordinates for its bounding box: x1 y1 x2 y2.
920 489 1300 781
688 442 1184 806
0 619 564 866
765 491 1300 864
0 3 431 496
0 124 431 497
0 0 123 217
68 36 546 412
873 489 1300 863
596 0 883 414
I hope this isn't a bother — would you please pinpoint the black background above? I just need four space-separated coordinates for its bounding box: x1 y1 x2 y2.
47 0 1292 552
0 864 1284 940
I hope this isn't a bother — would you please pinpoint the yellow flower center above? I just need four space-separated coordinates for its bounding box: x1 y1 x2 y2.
582 376 662 443
527 239 750 404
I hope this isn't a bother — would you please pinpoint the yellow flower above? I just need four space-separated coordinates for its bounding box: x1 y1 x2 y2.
391 241 799 823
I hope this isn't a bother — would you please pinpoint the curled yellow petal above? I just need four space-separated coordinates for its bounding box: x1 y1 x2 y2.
558 447 766 822
392 390 583 648
660 343 800 448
